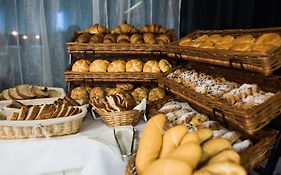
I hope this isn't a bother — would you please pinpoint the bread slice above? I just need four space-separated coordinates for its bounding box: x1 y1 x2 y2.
8 88 24 100
2 89 12 100
35 104 55 120
50 104 62 118
16 84 36 99
31 86 49 98
7 112 19 120
25 105 40 120
57 104 69 118
65 106 75 117
70 107 80 116
17 106 29 120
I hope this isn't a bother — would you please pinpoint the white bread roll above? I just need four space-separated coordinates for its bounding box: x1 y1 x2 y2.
166 142 202 169
107 60 126 72
208 149 240 165
159 125 187 158
197 128 213 144
89 59 109 72
126 59 143 72
136 114 166 175
144 159 192 175
143 60 161 73
72 59 91 72
159 59 172 72
70 87 88 101
180 132 200 145
196 162 247 175
202 138 232 159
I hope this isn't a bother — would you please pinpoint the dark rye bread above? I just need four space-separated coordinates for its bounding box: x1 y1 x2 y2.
35 104 56 120
17 106 29 120
8 88 24 100
25 105 40 120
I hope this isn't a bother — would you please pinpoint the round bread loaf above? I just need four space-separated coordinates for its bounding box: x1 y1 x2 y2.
107 60 126 72
70 86 88 101
89 59 109 72
72 59 91 72
143 61 161 73
159 59 172 72
126 59 143 72
148 87 165 102
89 87 105 99
131 87 149 103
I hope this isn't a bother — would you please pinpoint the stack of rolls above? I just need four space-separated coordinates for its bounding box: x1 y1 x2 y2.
71 59 172 73
74 22 173 45
135 114 247 175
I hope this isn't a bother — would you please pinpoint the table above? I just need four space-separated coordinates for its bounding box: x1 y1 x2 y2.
0 113 145 175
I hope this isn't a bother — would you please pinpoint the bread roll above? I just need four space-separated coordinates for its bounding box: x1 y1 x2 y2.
111 23 138 34
117 34 130 43
103 34 117 43
159 125 187 158
136 114 166 175
208 149 240 165
131 87 149 103
126 60 143 72
130 34 144 44
107 60 126 72
202 138 232 159
85 24 109 34
140 23 167 34
89 87 105 99
148 87 165 102
143 61 161 73
89 59 110 72
180 132 200 145
166 142 202 169
197 128 213 144
158 34 172 44
196 162 247 175
143 159 192 175
89 34 103 43
72 59 91 72
70 86 88 101
143 33 157 44
179 38 192 46
116 83 134 91
76 33 91 43
159 59 172 72
255 32 281 46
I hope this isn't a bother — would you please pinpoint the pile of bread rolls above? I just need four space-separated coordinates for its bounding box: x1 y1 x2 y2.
74 23 173 45
179 32 281 53
135 114 247 175
71 59 172 73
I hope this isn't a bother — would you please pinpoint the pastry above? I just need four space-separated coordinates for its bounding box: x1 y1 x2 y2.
250 43 278 53
232 140 252 153
103 34 117 43
89 59 110 72
197 128 213 144
89 87 105 99
89 34 103 43
131 87 149 103
70 86 88 101
180 132 200 145
76 33 91 43
222 131 241 144
200 41 215 49
195 162 246 175
116 83 134 91
204 34 222 43
140 23 167 34
214 35 234 50
179 38 192 46
148 87 165 102
143 33 157 44
159 59 172 72
72 59 91 72
107 60 126 72
126 59 143 72
254 32 281 47
111 22 138 34
143 60 161 73
130 34 144 44
16 84 36 99
117 34 130 43
193 35 209 43
189 114 209 127
158 34 172 44
85 24 109 34
208 149 240 165
158 101 183 113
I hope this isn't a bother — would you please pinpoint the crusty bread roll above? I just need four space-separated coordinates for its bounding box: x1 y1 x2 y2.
89 59 110 72
197 128 213 144
143 159 192 175
180 132 200 145
208 149 240 165
148 87 165 102
202 138 232 159
70 86 88 101
116 83 134 91
136 114 167 175
159 125 187 158
126 59 143 72
179 38 192 46
255 32 281 46
72 59 91 72
76 33 91 43
131 87 149 103
166 142 202 169
107 60 126 72
89 34 104 43
143 61 161 73
159 59 172 72
143 33 157 44
195 162 247 175
89 87 105 99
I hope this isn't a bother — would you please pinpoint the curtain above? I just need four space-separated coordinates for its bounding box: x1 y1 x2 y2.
0 0 182 91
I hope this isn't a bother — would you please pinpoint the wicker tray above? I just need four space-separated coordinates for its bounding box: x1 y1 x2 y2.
158 62 281 135
67 30 176 55
0 106 87 139
167 27 281 75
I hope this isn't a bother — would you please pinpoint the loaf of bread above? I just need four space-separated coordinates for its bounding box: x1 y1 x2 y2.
143 61 161 73
208 149 240 165
180 132 200 145
194 162 246 175
107 60 126 72
136 114 167 175
89 60 110 72
126 59 143 72
159 59 172 72
85 24 109 34
72 59 91 72
202 138 232 159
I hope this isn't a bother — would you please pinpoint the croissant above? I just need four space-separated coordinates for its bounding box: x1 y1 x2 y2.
158 34 172 44
76 33 91 43
140 23 167 34
103 34 117 43
89 34 104 43
85 24 109 34
143 33 157 44
111 22 139 34
130 34 144 44
117 34 130 43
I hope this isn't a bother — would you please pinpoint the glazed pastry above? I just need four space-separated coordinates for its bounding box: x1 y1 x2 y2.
85 24 109 34
143 33 157 44
89 34 103 43
117 34 130 43
76 33 91 43
72 59 91 72
130 34 144 44
103 34 117 43
111 22 138 34
140 23 167 33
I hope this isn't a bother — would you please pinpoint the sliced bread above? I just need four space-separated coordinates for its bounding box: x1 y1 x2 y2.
35 104 52 120
17 106 29 120
2 89 12 100
31 86 49 98
69 107 80 116
8 88 24 100
16 84 36 99
50 104 62 118
57 104 69 118
25 105 40 120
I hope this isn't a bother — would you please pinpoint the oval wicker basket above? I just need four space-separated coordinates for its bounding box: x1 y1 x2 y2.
0 106 87 139
95 108 142 127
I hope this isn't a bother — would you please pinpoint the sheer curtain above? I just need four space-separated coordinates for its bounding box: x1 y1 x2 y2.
0 0 181 91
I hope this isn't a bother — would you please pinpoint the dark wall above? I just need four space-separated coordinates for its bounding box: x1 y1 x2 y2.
180 0 281 37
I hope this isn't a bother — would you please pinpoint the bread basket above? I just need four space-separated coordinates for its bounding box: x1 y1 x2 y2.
0 106 87 139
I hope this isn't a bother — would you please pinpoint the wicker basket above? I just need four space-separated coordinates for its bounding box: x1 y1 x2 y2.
158 62 281 135
94 108 142 127
0 107 87 139
167 27 281 76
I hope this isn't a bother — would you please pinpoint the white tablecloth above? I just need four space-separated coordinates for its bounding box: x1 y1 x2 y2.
0 114 145 175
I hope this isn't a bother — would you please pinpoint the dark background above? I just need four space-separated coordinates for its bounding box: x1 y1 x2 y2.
180 0 281 37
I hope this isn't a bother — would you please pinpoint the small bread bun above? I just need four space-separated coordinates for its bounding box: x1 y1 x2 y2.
72 59 91 72
143 60 161 73
89 87 105 99
107 60 126 72
126 59 143 72
70 86 88 101
196 162 247 175
208 149 240 165
159 59 172 72
148 87 165 102
131 87 149 103
180 132 200 145
144 159 192 175
89 59 110 72
116 83 134 91
255 32 281 46
202 138 232 159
